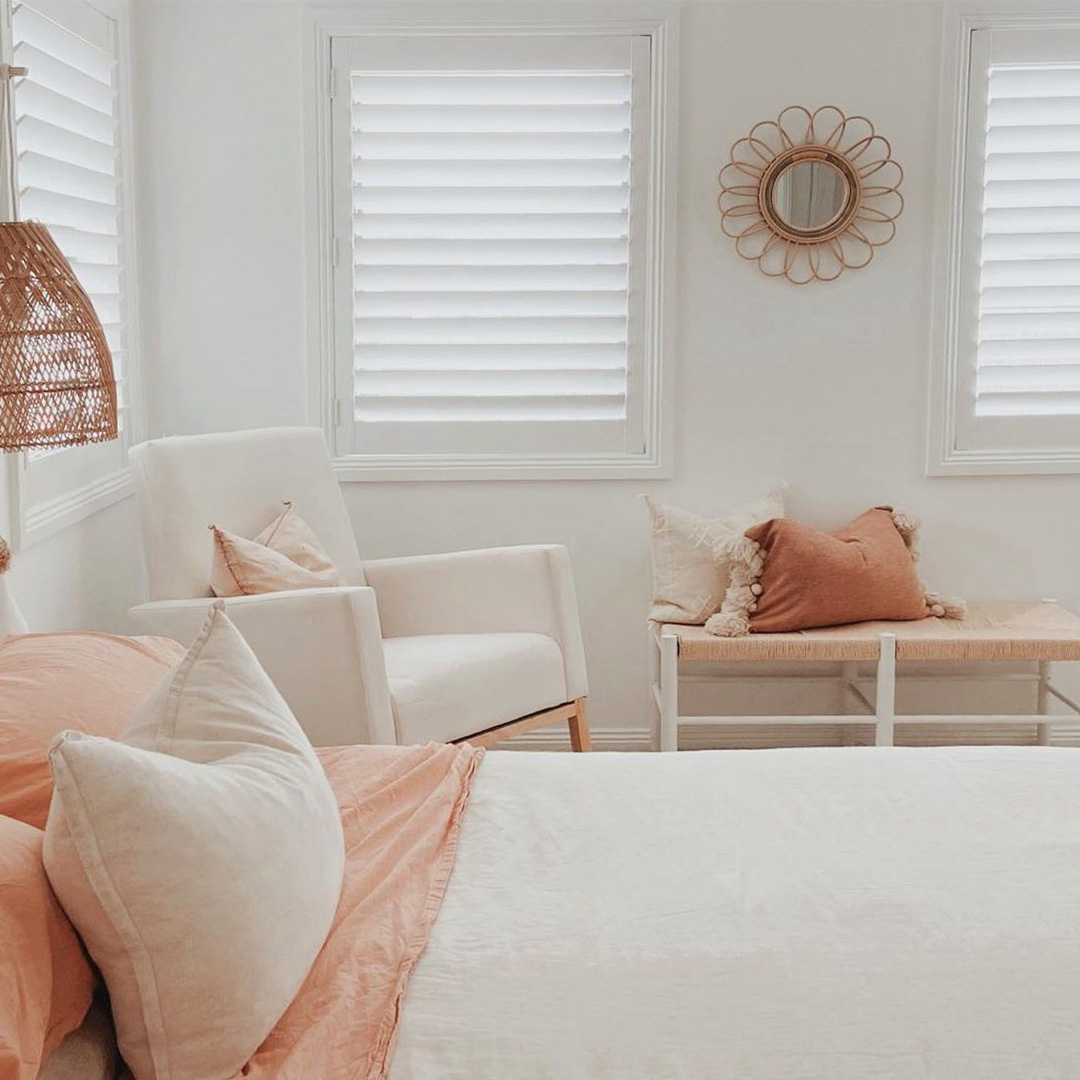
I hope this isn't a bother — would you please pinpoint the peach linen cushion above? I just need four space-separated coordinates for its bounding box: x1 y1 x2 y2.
645 488 785 624
0 633 185 828
0 814 94 1080
43 605 345 1080
735 507 930 634
210 501 345 597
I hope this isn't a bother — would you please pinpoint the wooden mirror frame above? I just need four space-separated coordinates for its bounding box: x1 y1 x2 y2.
718 106 904 284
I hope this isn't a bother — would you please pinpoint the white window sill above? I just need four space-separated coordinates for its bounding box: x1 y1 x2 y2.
927 446 1080 477
332 452 671 482
18 467 131 549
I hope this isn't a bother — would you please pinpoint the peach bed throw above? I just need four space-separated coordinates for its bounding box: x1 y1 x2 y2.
238 741 484 1080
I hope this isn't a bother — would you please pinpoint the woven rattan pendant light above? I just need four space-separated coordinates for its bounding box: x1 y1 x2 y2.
0 63 117 452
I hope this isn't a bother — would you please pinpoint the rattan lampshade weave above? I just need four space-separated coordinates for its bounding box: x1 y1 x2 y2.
0 221 117 451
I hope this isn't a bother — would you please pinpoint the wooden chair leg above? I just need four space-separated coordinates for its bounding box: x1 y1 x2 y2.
568 697 592 752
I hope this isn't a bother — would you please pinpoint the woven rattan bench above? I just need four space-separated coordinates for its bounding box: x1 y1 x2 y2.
650 601 1080 751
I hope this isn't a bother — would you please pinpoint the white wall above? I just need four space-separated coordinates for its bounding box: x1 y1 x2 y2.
0 467 143 633
130 0 1080 743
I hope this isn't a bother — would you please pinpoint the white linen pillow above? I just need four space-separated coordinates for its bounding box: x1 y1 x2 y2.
644 488 785 624
43 604 345 1080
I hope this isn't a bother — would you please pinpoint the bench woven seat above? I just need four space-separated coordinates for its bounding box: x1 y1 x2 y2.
662 601 1080 664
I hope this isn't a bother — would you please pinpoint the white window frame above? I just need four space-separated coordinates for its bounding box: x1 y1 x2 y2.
1 0 140 547
304 4 678 481
928 5 1080 475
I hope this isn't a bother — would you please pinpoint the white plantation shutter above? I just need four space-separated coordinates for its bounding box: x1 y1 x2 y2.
976 62 1080 417
330 33 657 465
942 22 1080 470
12 0 126 426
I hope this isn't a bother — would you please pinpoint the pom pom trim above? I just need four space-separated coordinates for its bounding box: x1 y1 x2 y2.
705 535 763 637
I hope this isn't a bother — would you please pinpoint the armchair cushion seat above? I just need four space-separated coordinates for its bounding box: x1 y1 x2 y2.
384 633 567 745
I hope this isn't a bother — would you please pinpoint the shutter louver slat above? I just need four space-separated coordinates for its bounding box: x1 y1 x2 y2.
356 369 627 396
355 264 628 290
13 0 125 397
11 3 114 81
13 42 114 114
14 118 115 176
979 339 1080 365
353 131 631 161
990 67 1080 98
352 73 632 104
354 212 628 239
987 125 1080 153
355 343 626 371
355 317 628 345
18 185 117 234
978 363 1080 392
981 286 1080 311
976 62 1080 416
354 395 626 423
18 150 116 203
13 80 113 145
353 103 631 133
351 70 632 425
354 186 629 214
354 290 628 318
982 258 1080 285
986 151 1080 180
354 237 628 265
354 158 630 186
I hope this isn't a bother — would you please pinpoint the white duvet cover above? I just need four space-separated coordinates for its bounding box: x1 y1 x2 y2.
391 747 1080 1080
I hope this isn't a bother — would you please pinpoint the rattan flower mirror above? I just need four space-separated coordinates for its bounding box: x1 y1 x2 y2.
717 106 903 284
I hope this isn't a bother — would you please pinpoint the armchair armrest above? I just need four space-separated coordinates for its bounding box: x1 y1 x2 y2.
128 587 396 746
362 545 587 700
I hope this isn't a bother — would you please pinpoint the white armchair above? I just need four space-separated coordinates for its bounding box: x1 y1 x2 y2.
126 427 590 750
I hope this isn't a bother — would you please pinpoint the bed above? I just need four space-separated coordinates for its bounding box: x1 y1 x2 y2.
384 746 1080 1080
31 739 1080 1080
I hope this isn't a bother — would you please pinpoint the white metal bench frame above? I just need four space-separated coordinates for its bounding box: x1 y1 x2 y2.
650 622 1080 752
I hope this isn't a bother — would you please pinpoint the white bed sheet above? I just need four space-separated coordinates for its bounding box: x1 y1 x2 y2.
390 747 1080 1080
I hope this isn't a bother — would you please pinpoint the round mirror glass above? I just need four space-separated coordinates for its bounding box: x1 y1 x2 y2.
770 159 848 233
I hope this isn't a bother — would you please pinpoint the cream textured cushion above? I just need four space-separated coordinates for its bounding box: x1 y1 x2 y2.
210 501 345 597
644 488 785 624
43 605 345 1080
383 632 567 744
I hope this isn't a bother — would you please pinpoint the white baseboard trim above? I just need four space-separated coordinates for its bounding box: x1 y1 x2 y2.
500 720 1080 752
501 726 654 752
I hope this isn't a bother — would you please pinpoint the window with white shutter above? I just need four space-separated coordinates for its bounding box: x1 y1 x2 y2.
7 0 136 538
930 16 1080 473
326 30 674 478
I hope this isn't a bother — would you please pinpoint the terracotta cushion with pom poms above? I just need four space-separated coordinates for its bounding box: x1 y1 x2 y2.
705 507 966 637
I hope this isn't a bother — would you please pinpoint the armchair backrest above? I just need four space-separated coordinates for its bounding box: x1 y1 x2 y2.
130 427 364 600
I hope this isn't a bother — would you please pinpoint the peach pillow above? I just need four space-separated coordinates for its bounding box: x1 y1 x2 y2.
707 507 963 636
0 633 185 828
210 501 345 597
0 814 94 1080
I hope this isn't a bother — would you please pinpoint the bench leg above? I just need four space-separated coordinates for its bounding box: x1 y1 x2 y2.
660 632 679 752
839 661 859 746
568 697 592 752
1037 660 1052 746
875 632 896 747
